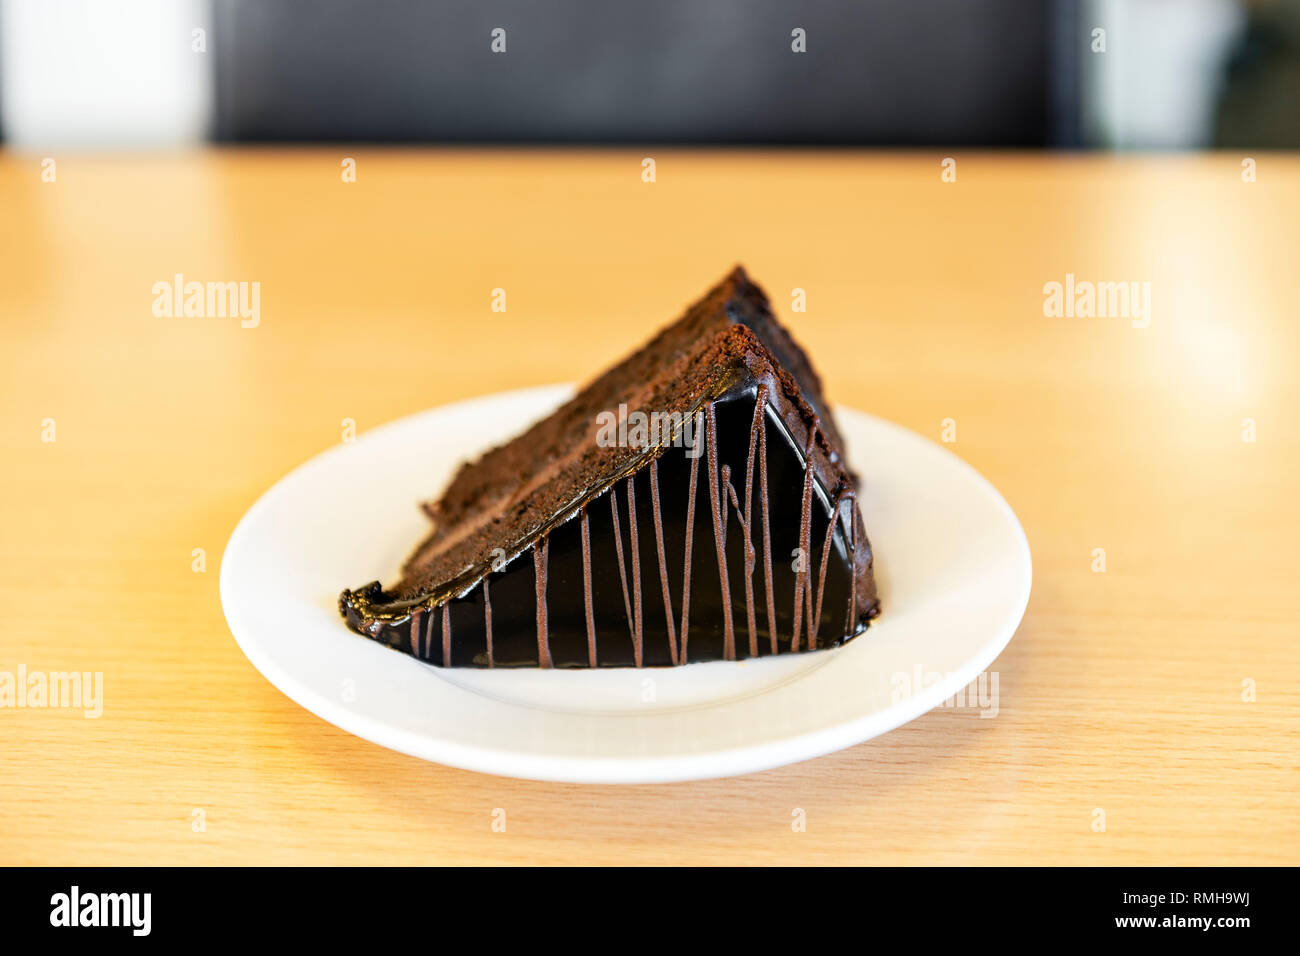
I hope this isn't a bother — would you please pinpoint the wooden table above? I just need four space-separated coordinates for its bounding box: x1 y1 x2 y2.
2 150 1296 865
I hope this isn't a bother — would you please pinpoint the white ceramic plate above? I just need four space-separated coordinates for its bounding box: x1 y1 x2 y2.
221 385 1031 783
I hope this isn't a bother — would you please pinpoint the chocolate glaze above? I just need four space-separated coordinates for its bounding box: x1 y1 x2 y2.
341 382 879 667
339 268 879 668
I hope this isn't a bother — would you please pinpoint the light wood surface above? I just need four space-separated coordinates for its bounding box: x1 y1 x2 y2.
1 149 1296 865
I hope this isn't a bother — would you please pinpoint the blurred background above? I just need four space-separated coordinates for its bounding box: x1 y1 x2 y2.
1 0 1295 150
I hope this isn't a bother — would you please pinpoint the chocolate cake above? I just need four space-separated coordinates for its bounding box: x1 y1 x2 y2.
340 266 879 667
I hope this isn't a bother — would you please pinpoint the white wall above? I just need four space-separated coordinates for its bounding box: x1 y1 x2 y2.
1084 0 1245 148
1 0 213 149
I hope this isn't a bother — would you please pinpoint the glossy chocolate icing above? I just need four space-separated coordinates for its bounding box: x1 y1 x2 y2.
339 269 879 667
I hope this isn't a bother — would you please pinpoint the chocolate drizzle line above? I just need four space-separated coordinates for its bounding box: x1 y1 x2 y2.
579 506 597 667
626 476 644 667
534 535 551 668
424 606 435 659
442 602 452 666
648 458 680 666
804 422 824 646
810 487 850 650
790 418 820 653
723 471 756 658
705 402 736 661
410 607 423 658
757 389 778 654
719 464 730 558
826 490 857 646
609 486 640 665
740 390 765 656
679 410 702 663
847 496 858 640
483 577 494 667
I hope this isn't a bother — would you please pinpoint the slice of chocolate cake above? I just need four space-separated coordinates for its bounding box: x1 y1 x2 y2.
340 266 879 667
